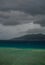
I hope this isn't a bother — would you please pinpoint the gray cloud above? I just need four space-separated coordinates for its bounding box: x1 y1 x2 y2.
0 11 33 25
0 23 44 40
0 0 45 15
34 15 45 26
27 28 45 34
0 11 10 19
0 11 45 27
0 0 45 26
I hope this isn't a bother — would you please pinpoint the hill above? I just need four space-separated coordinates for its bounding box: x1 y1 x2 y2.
11 34 45 41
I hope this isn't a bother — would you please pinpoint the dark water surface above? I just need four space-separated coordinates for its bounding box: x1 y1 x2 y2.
0 41 45 49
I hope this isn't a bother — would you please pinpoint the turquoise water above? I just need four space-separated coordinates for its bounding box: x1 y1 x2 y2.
0 41 45 65
0 41 45 49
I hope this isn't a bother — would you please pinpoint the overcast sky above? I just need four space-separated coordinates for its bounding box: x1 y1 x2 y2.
0 0 45 40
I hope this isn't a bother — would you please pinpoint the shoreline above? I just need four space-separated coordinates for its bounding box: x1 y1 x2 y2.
0 47 45 51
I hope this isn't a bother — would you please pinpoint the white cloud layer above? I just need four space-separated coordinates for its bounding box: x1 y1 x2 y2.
0 23 45 40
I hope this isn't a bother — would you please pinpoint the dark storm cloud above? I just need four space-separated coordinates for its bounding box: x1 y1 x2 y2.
0 11 33 25
19 0 45 15
0 0 45 15
34 15 45 26
0 0 45 26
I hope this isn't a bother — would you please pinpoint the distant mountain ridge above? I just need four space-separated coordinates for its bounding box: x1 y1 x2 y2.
11 34 45 41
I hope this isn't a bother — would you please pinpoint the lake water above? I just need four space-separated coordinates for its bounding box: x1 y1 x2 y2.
0 41 45 49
